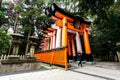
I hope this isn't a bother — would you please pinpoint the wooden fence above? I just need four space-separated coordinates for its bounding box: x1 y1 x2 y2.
34 47 68 70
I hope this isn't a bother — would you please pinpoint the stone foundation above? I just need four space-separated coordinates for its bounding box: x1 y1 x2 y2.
0 62 41 72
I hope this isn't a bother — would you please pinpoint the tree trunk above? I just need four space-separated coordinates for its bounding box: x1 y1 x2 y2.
25 30 31 55
8 39 13 55
0 0 2 8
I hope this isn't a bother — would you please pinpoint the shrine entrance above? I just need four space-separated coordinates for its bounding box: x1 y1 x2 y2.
34 3 93 70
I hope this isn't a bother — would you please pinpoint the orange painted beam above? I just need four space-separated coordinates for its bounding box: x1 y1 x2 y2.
44 35 52 38
45 30 52 33
52 16 60 21
45 28 57 34
56 20 84 33
47 28 57 31
55 11 74 23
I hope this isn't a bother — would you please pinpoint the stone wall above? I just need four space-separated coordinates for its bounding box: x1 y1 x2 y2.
0 62 41 72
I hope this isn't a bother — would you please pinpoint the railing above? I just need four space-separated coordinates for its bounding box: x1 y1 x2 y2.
34 47 68 70
0 55 26 61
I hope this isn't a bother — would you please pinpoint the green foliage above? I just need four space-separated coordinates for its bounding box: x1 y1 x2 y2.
0 9 8 27
0 30 11 55
14 0 52 54
0 0 53 54
14 0 49 35
90 0 120 60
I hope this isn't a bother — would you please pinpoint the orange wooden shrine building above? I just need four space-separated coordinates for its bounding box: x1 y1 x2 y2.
34 3 92 70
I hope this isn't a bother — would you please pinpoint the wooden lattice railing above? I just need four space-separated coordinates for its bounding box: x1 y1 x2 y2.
34 47 68 70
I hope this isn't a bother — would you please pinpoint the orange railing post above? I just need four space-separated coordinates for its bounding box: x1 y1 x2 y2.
64 48 68 70
50 50 55 65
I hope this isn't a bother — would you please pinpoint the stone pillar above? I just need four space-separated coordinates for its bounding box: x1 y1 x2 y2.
29 36 38 57
30 45 35 57
12 45 19 55
12 33 23 55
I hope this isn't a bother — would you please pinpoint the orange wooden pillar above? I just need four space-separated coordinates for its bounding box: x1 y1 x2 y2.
83 25 91 54
62 17 67 47
67 38 72 56
71 35 76 59
62 17 68 70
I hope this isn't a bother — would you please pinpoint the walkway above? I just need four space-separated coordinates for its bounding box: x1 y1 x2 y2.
0 62 120 80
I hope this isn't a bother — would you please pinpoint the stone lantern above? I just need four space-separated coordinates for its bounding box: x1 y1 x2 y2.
12 33 23 55
29 36 38 57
